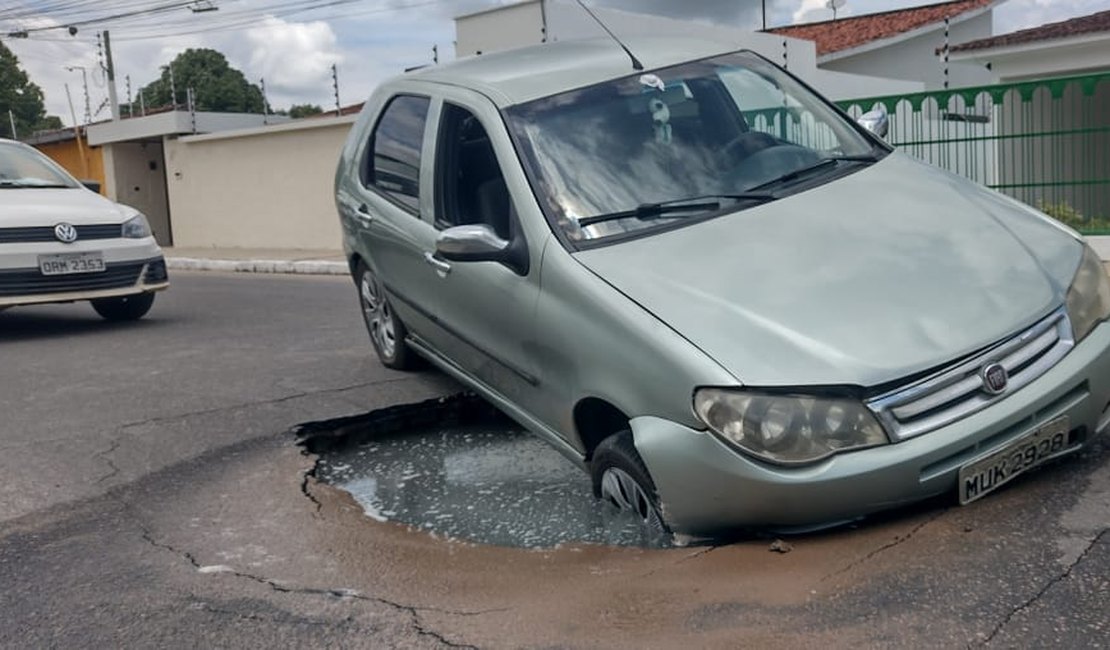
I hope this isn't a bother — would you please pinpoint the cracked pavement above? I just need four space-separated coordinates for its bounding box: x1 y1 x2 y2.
1 272 1108 648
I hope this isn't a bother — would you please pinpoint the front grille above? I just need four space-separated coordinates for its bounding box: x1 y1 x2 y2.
0 224 123 243
867 308 1074 441
0 261 144 296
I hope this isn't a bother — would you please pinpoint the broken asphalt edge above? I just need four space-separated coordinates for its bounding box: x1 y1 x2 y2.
166 257 348 276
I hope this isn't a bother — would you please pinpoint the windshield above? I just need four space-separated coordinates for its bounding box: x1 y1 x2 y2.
0 142 78 188
505 51 881 244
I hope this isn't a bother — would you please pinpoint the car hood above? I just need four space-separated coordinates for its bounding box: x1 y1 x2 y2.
0 188 130 226
575 152 1083 388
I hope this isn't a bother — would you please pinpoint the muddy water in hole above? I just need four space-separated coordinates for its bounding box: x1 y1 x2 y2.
315 425 672 549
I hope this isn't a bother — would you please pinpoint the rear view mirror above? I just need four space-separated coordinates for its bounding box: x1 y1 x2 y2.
436 224 529 276
80 179 102 193
858 109 889 139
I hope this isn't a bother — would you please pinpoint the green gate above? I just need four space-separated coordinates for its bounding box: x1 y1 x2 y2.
838 73 1110 235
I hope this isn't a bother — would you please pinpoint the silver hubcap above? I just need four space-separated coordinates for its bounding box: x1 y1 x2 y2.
360 272 396 359
600 468 665 533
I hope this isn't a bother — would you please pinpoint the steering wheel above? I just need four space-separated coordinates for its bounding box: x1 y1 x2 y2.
724 142 822 189
721 131 780 162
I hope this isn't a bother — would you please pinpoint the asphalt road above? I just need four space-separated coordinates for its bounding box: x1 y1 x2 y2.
0 272 1107 648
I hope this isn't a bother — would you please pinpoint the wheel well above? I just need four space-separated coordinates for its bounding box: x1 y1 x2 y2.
348 253 363 280
574 398 630 462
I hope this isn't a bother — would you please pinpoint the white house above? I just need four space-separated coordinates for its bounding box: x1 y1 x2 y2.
946 8 1110 81
767 0 1001 90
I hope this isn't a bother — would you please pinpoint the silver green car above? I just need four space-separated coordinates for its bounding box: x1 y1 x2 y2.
335 37 1110 538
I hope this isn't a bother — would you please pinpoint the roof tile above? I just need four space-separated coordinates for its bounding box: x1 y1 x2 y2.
766 0 996 56
949 9 1110 52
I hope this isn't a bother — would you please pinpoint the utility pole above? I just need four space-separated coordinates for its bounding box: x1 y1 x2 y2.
168 64 178 109
138 88 146 116
125 75 133 118
64 84 89 178
260 77 270 125
762 0 767 30
66 66 91 124
102 31 119 120
7 110 16 139
331 63 340 116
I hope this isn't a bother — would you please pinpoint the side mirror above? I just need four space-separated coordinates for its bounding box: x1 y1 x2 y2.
80 179 102 193
435 224 529 275
857 108 889 139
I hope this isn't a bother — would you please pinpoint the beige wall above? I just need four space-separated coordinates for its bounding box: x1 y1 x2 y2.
164 117 356 250
103 140 172 246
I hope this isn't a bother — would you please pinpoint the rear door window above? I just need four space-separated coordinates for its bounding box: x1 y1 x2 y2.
364 95 430 212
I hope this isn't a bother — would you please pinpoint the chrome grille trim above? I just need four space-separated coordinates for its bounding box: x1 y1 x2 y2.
867 308 1074 441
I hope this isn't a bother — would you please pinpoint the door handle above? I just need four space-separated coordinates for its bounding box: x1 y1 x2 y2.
354 203 373 225
423 252 452 275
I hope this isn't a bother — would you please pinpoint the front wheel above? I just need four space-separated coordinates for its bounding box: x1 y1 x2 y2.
91 292 155 321
356 263 417 370
591 430 669 536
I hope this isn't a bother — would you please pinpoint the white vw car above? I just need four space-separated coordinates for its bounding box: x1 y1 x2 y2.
0 138 168 320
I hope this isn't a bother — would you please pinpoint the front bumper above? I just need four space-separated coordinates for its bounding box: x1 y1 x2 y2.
0 256 169 307
633 322 1110 536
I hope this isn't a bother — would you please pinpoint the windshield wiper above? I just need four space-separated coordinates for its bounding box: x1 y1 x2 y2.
745 153 882 194
577 192 775 228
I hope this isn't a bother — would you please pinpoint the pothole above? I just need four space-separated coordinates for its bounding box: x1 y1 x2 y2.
296 394 671 549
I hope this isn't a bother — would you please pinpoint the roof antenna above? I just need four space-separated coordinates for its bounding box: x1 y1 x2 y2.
574 0 643 71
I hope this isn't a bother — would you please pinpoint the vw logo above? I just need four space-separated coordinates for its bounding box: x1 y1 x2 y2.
980 363 1009 395
54 223 78 244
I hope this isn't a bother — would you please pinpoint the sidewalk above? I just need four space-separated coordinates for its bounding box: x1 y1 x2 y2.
164 247 348 275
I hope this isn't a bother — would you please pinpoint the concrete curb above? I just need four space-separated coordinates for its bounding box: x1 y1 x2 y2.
167 257 348 276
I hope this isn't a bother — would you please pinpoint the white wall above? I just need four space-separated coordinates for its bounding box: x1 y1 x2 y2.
965 35 1110 82
822 12 994 90
163 116 356 250
811 69 922 100
545 2 819 73
454 0 925 100
456 0 546 57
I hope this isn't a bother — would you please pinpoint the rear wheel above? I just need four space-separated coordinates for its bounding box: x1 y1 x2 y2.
356 263 417 370
91 292 155 321
591 430 669 535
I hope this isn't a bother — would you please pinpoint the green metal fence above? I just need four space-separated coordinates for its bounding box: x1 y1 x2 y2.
837 72 1110 235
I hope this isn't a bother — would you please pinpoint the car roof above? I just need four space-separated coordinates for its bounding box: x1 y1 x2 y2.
404 36 743 106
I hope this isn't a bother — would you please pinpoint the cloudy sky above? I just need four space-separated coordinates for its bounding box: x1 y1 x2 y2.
3 0 1104 125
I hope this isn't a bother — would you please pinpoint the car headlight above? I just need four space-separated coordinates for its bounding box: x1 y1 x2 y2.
121 213 152 239
693 388 888 465
1066 244 1110 343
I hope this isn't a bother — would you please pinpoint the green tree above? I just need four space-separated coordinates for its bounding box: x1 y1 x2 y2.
288 103 324 118
0 41 64 138
135 48 266 113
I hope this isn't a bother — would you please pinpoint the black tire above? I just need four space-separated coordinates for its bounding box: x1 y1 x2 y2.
91 292 155 321
590 430 670 535
355 262 418 370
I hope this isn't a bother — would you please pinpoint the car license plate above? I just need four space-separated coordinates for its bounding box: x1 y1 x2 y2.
39 253 106 276
959 416 1072 505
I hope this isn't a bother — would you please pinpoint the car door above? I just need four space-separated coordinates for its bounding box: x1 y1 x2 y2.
346 93 442 339
423 91 545 408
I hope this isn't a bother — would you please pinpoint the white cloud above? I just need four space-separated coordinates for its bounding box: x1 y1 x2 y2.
243 17 342 108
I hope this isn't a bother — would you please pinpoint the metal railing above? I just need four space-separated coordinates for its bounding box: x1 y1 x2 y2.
838 73 1110 235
